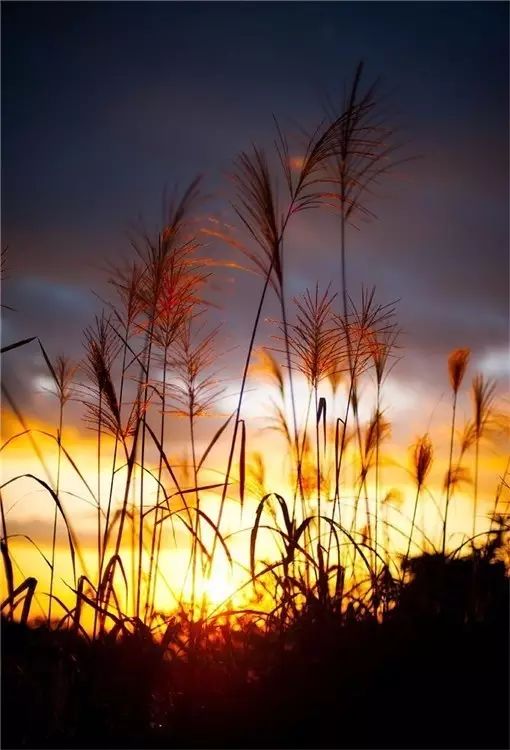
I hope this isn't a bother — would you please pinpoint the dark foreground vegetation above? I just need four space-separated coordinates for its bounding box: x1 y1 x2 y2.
3 543 509 750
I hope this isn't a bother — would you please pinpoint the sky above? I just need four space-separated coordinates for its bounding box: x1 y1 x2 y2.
1 2 509 608
3 2 509 373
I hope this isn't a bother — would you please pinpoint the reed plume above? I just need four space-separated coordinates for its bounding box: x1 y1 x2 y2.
275 284 347 563
81 313 126 632
277 284 345 389
130 179 203 620
1 247 14 311
471 374 496 541
448 348 470 395
108 260 146 332
443 347 470 554
145 241 208 620
82 315 123 440
354 408 391 561
403 434 433 576
167 320 224 420
247 451 268 501
330 288 397 530
326 61 401 326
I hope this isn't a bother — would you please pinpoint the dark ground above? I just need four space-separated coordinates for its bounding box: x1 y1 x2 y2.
2 552 509 749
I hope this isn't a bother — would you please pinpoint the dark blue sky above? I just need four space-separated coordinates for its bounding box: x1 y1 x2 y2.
2 1 509 420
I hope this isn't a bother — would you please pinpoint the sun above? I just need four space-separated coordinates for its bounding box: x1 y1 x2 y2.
201 573 235 607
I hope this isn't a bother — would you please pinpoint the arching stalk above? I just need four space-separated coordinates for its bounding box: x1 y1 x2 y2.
48 404 63 626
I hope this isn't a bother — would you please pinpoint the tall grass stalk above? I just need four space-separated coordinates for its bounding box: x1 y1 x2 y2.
82 315 120 633
212 104 353 562
443 348 470 554
47 356 75 625
471 374 496 543
326 62 400 554
100 261 143 588
370 324 399 576
402 434 433 576
132 181 202 618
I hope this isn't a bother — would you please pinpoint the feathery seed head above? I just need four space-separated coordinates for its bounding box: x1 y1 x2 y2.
411 434 433 489
448 348 470 394
471 374 497 438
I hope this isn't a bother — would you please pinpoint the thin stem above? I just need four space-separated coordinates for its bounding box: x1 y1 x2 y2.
210 259 273 567
48 403 64 626
146 347 168 622
473 435 479 544
102 362 145 623
131 465 137 615
278 264 302 520
136 326 155 620
93 393 103 639
374 382 381 575
443 392 458 555
0 491 14 621
314 385 321 550
189 410 201 619
100 321 130 586
402 485 421 580
488 455 510 543
212 187 300 564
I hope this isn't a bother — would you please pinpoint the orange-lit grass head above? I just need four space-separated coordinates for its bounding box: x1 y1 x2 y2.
448 347 470 394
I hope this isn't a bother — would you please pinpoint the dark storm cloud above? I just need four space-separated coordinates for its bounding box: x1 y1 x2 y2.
2 1 508 421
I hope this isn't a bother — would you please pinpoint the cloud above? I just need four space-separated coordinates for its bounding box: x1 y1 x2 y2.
478 346 510 379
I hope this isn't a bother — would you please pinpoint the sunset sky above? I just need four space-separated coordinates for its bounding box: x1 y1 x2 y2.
1 2 509 613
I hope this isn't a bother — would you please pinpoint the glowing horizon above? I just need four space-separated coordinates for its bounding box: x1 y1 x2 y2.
2 355 507 627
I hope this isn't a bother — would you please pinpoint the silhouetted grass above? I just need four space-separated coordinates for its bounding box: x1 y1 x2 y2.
2 541 508 749
1 62 509 749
